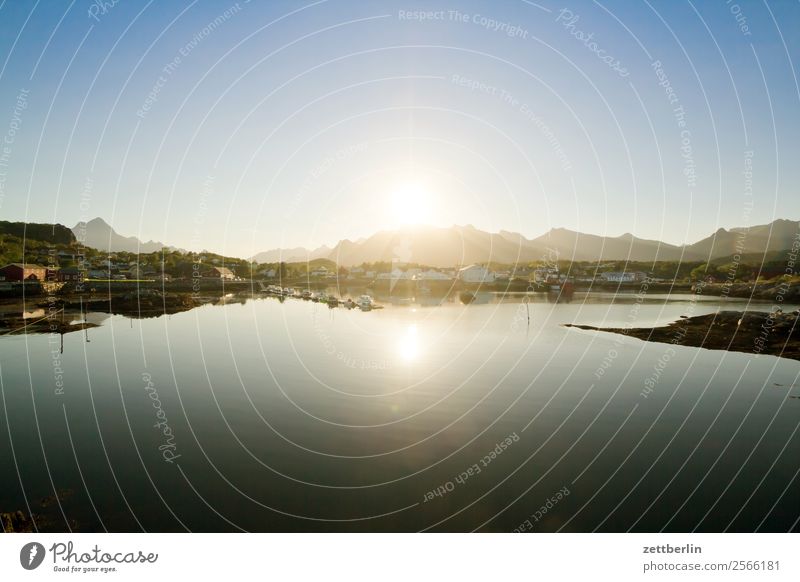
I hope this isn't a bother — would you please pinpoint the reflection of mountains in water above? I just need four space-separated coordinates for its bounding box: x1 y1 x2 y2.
369 286 458 307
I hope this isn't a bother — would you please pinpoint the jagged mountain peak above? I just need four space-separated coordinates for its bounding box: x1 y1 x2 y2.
72 217 171 253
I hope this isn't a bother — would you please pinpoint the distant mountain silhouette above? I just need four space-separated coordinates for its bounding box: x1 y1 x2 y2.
252 219 800 267
55 216 799 265
72 218 172 253
530 227 700 262
684 219 800 260
326 224 540 267
250 245 331 264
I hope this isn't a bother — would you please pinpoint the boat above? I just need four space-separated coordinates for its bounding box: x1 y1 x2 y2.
358 295 374 310
326 296 339 307
301 290 312 300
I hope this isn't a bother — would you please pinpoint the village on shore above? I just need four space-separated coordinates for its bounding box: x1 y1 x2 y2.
2 242 796 290
3 216 798 301
2 217 799 341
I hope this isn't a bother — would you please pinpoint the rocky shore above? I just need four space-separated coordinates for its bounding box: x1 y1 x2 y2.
699 280 800 302
565 310 800 361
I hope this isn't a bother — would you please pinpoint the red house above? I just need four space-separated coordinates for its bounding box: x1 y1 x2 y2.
0 263 48 281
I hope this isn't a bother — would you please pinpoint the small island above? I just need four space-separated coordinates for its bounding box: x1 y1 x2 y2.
565 310 800 361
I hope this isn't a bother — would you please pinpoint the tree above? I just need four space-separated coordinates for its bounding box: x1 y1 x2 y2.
690 264 709 281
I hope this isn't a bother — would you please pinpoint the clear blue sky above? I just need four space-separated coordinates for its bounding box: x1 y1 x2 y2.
0 0 798 257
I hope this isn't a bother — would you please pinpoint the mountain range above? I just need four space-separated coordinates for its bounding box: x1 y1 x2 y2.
24 216 795 266
251 219 800 267
250 245 332 264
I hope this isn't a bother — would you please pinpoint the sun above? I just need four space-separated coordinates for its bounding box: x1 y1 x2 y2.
390 182 431 225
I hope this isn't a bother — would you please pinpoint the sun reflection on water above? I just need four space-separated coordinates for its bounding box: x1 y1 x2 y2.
397 323 420 362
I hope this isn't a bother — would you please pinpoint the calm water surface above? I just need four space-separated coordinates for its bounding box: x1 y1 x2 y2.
1 292 798 532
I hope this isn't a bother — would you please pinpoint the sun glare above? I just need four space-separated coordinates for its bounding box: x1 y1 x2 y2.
391 183 431 225
397 324 420 362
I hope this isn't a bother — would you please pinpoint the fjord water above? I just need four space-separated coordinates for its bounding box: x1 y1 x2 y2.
1 293 798 532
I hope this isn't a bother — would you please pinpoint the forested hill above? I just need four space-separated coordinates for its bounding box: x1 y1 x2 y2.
0 220 77 245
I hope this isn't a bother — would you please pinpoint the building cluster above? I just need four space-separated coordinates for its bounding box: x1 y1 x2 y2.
531 267 649 284
0 260 236 283
1 256 651 286
369 264 496 283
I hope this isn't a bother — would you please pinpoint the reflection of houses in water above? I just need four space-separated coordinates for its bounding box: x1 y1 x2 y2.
546 288 574 303
385 295 415 306
0 303 97 350
214 293 247 306
459 291 492 304
415 296 446 307
22 308 46 319
83 312 112 326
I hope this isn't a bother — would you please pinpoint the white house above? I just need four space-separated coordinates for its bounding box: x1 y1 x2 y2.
203 266 235 280
457 265 495 283
310 266 329 277
601 271 637 283
377 268 413 281
417 269 451 281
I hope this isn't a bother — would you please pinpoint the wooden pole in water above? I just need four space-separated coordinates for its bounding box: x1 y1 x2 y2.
80 297 90 343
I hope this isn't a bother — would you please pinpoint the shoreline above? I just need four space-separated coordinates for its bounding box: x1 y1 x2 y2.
565 310 800 361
